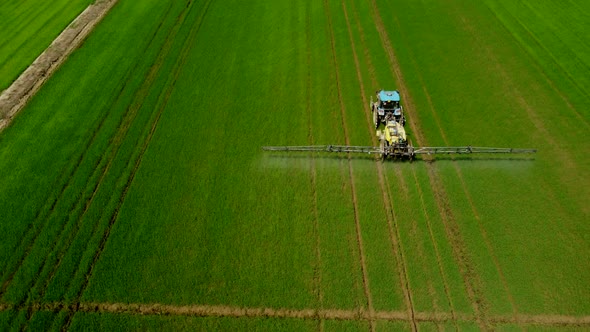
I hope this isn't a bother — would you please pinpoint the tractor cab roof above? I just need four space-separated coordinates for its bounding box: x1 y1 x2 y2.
379 90 400 102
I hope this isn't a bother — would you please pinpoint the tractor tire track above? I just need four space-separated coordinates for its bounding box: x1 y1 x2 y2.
451 0 588 219
485 1 590 129
484 2 590 129
25 0 186 317
341 2 417 331
451 2 577 172
367 0 490 329
386 0 521 326
0 0 175 303
0 0 123 287
305 3 324 331
446 0 584 322
11 3 182 330
59 1 214 330
349 0 454 328
323 0 374 329
2 301 590 327
412 170 459 329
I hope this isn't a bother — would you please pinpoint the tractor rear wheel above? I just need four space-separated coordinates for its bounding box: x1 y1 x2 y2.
372 108 379 129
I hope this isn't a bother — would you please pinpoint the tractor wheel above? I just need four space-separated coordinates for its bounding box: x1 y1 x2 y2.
372 108 379 129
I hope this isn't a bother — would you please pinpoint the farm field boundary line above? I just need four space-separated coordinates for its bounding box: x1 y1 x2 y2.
341 1 417 331
0 0 120 131
367 0 490 328
323 1 375 330
0 302 589 327
304 3 323 331
59 1 214 330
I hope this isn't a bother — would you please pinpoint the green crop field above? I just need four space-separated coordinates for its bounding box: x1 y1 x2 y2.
0 0 93 91
0 0 588 330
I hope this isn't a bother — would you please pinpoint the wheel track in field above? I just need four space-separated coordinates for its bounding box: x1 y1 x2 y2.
456 7 578 171
367 0 490 329
452 1 589 220
349 0 456 328
446 2 590 315
2 301 590 327
305 3 324 331
0 0 174 305
389 0 522 327
448 0 585 321
342 1 417 331
58 0 214 330
0 0 125 288
11 2 182 330
23 0 188 324
323 1 374 330
484 1 590 128
411 170 459 330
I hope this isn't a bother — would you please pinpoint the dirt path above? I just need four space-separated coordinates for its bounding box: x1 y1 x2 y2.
323 1 374 330
0 0 120 132
341 1 417 331
2 301 589 327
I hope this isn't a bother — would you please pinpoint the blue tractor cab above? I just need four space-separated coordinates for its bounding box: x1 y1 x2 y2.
371 90 405 129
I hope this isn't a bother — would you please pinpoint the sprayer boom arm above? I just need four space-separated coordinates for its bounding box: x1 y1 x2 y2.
262 145 536 156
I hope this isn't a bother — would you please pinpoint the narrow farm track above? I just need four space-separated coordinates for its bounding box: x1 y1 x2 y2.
341 2 417 331
58 2 214 330
323 0 374 329
0 0 120 130
367 0 490 329
1 301 589 327
386 1 522 325
305 4 324 331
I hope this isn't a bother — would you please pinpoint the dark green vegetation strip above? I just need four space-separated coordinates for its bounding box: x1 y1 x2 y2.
0 0 588 330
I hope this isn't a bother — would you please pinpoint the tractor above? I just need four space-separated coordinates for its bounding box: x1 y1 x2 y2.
370 90 405 129
376 117 414 160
